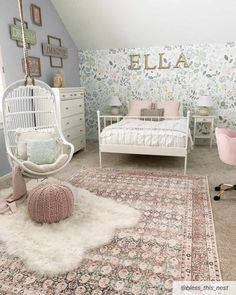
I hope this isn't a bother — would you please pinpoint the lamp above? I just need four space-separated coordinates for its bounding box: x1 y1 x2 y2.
197 96 213 116
109 96 122 115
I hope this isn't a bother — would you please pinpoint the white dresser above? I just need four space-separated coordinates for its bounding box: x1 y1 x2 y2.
52 87 86 153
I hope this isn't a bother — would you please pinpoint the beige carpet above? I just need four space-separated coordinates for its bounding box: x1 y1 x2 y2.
0 141 236 281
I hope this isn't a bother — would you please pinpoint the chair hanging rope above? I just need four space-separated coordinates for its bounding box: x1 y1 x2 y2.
17 0 35 86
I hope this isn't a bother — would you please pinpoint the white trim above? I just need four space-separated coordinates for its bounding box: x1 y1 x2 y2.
0 172 11 183
97 111 190 174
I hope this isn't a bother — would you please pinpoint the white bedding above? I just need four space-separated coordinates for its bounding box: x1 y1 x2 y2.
101 118 193 148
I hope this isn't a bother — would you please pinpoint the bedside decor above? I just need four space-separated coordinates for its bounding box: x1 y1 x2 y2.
109 95 122 115
197 95 213 116
30 4 42 26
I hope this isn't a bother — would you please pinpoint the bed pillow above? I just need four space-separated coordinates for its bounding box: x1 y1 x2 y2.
140 108 164 121
156 101 180 117
15 129 55 160
27 138 57 165
128 100 152 116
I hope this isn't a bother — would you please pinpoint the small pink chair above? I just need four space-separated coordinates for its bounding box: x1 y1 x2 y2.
214 127 236 200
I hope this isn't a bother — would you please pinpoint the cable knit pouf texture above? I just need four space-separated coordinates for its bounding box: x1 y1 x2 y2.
27 183 74 223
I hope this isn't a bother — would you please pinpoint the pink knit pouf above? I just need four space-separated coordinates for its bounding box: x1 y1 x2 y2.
27 183 74 223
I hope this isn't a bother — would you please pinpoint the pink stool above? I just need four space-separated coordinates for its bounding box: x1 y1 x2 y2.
27 183 74 223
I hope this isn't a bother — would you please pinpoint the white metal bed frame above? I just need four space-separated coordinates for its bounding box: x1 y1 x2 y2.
97 110 191 174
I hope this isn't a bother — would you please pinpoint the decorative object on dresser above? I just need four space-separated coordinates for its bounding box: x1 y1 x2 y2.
197 95 213 116
53 69 65 88
193 115 215 149
52 87 86 153
109 95 122 115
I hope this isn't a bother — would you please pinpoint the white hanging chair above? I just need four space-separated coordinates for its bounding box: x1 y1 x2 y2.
2 79 74 177
1 0 74 178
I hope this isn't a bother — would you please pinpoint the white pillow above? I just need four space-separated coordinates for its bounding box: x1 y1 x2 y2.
127 100 152 116
15 129 55 160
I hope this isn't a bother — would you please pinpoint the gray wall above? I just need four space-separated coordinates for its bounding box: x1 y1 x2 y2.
0 0 80 86
0 128 11 177
0 0 80 177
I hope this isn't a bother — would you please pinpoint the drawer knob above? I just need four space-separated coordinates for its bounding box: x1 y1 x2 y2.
79 105 82 107
66 107 69 110
66 122 70 125
67 135 70 138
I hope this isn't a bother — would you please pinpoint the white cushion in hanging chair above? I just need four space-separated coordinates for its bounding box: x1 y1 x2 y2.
23 154 68 173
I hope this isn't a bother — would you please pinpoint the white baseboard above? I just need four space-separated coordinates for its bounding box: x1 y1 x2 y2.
0 172 11 183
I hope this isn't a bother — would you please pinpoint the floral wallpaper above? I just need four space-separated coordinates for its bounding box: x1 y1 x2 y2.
79 42 236 139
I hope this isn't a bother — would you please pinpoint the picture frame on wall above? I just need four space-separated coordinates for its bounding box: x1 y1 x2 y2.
13 17 30 49
47 35 63 68
22 56 41 77
30 4 42 26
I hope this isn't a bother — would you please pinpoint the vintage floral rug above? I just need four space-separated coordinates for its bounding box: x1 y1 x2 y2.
0 168 221 295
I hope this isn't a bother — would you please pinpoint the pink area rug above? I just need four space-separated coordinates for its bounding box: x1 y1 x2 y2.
0 169 221 295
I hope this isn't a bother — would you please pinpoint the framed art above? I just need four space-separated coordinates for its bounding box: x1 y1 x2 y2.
30 4 42 26
22 56 41 77
47 35 63 68
13 17 30 49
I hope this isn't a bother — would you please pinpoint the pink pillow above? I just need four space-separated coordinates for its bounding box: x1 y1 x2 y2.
156 101 180 117
128 100 152 116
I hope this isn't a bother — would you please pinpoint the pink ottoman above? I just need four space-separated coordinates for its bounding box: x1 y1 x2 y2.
27 183 74 223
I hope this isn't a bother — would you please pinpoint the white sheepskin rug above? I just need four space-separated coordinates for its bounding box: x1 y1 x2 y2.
0 178 140 276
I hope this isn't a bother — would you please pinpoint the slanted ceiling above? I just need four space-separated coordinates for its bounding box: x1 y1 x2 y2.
51 0 236 50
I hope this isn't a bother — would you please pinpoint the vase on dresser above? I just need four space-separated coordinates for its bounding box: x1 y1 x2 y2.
52 87 86 153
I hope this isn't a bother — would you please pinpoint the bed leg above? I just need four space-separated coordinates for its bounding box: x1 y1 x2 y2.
99 151 102 168
184 156 187 175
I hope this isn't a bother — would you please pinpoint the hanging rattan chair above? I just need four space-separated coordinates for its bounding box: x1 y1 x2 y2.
2 0 74 178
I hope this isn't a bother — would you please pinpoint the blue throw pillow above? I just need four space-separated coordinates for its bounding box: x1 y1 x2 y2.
27 138 56 165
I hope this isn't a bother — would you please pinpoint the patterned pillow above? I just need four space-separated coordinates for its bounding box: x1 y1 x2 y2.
27 139 56 165
140 108 164 121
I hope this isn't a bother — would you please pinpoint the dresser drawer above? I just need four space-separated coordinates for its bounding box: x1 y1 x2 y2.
61 99 84 117
72 136 85 152
63 126 85 141
66 136 85 153
60 91 84 100
61 114 84 130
